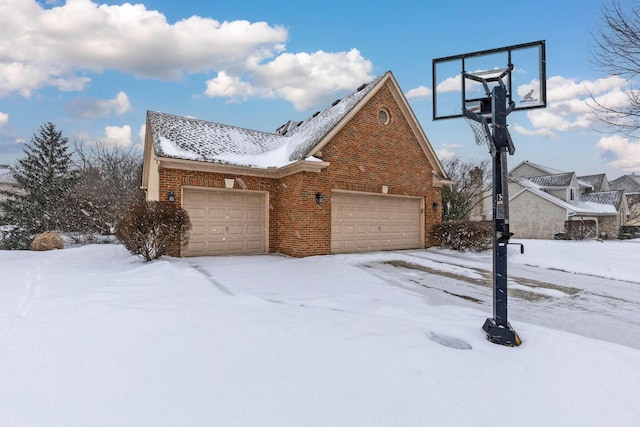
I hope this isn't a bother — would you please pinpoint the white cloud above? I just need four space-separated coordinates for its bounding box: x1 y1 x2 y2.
67 91 132 118
596 134 640 172
205 49 374 111
406 85 432 100
436 143 460 161
511 123 557 139
104 125 132 148
0 112 8 129
139 124 146 144
436 75 461 93
1 0 376 112
0 0 287 96
513 75 631 137
205 71 254 99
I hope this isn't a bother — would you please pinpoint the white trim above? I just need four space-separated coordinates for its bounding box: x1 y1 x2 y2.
157 156 329 178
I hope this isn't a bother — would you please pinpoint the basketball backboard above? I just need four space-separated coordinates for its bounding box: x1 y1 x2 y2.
432 40 546 120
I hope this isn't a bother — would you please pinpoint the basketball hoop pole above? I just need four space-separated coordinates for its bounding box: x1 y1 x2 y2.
482 84 522 347
462 78 521 346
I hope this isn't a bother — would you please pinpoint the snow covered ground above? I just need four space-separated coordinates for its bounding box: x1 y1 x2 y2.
1 239 639 426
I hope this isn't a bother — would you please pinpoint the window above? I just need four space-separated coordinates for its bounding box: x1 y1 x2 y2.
569 188 575 201
378 108 390 124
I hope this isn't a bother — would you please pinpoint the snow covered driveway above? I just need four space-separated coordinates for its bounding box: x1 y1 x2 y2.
1 240 639 426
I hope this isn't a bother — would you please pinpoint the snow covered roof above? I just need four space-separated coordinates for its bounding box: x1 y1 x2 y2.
527 172 574 188
514 178 618 216
578 174 607 192
510 160 565 176
610 174 640 194
147 73 386 169
0 165 17 185
581 190 625 210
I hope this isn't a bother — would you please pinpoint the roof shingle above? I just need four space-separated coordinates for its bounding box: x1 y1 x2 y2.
147 73 386 168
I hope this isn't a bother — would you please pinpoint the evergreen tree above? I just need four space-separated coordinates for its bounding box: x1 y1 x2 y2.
0 123 78 249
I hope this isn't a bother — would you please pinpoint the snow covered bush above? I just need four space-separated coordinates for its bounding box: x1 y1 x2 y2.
115 201 191 262
431 221 492 252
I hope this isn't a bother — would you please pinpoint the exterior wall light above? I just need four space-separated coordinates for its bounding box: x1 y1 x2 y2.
432 202 440 210
168 191 176 203
315 192 324 205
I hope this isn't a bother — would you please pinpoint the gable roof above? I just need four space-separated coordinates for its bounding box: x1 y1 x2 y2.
513 178 619 216
509 160 565 177
145 71 448 182
581 190 625 211
610 175 640 194
526 172 574 188
578 174 607 192
0 165 17 186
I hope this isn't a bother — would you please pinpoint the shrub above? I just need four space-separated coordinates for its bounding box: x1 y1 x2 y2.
564 220 597 240
115 201 191 262
431 221 492 252
31 231 64 251
619 225 640 239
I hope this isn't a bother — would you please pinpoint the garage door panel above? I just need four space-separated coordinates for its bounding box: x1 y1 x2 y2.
246 225 263 235
246 209 263 220
183 189 267 256
332 192 422 254
207 208 226 220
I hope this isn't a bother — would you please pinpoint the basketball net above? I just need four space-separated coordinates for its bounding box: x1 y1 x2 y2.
463 113 493 148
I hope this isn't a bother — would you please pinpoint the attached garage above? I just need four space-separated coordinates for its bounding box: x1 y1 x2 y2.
182 188 268 256
331 191 424 253
143 71 450 258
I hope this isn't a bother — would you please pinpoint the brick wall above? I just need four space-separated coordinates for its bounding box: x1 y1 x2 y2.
320 82 441 249
156 80 443 257
273 171 332 257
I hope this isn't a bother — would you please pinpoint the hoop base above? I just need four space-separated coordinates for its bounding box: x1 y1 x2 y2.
482 318 522 347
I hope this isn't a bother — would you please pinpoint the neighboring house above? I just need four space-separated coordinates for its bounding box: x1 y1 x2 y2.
610 174 640 226
506 161 628 239
142 71 450 257
0 165 20 207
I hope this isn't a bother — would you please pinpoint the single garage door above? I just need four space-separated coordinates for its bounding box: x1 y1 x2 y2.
331 192 423 253
182 188 267 256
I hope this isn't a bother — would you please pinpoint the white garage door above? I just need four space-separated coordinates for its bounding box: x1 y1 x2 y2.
182 188 267 256
331 192 423 253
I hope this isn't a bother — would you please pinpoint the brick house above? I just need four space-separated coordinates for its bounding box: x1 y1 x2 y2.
142 71 450 257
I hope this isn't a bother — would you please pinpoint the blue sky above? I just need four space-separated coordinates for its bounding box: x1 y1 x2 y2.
1 0 638 179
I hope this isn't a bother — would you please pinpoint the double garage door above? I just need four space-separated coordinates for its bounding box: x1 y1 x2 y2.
182 188 423 256
331 192 423 253
182 188 267 257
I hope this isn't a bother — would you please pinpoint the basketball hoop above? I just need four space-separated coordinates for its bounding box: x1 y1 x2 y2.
431 41 548 347
463 111 493 148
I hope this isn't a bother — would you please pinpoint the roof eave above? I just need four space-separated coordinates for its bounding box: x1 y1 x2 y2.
156 156 330 179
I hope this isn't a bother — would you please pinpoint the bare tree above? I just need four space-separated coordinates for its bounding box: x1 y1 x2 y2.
591 0 640 136
67 139 144 241
441 157 491 221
